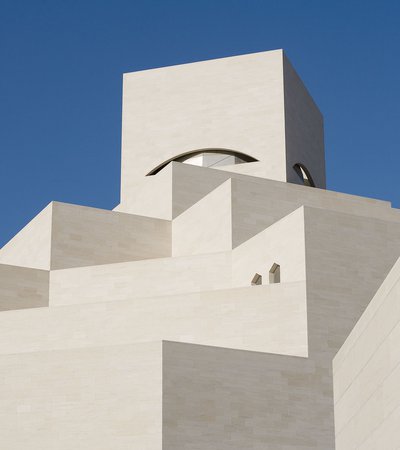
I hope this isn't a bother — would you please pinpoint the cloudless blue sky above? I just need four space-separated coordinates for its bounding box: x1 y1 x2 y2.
1 0 399 247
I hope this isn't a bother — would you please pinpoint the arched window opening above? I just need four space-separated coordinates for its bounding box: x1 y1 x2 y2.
147 149 258 175
293 163 315 187
177 151 249 168
251 273 262 286
269 263 280 284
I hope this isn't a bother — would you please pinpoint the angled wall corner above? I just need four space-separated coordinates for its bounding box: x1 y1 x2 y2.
49 252 233 307
0 202 53 270
0 264 49 311
303 205 400 357
50 202 172 270
116 159 174 220
232 205 306 287
172 179 233 257
116 161 230 220
333 257 400 449
0 201 172 272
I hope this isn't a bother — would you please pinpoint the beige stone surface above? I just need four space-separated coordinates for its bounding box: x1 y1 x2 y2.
50 201 171 269
117 159 393 223
333 258 400 449
121 50 286 192
49 251 233 306
0 283 307 356
0 342 162 450
119 49 326 214
0 264 49 311
50 205 307 307
168 161 397 256
163 341 332 450
3 200 400 448
1 201 171 270
304 206 400 357
1 49 400 449
172 179 233 256
232 206 306 286
114 162 174 219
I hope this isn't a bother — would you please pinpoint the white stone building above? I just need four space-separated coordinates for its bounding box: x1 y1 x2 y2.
0 49 399 449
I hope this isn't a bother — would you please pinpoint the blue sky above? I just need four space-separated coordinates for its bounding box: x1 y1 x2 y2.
1 0 399 247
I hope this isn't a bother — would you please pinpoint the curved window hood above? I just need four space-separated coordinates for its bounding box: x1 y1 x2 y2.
293 163 315 187
146 149 258 175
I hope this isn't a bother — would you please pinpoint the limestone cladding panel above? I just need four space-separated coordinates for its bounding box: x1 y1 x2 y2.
232 206 306 286
118 162 232 219
162 341 334 450
0 264 49 311
0 283 307 356
50 201 171 269
0 201 172 271
230 178 398 249
49 251 233 306
171 162 235 218
114 162 173 220
303 206 400 358
172 179 233 256
0 342 162 450
333 258 400 449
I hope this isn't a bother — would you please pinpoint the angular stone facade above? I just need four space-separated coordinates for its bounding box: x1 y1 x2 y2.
0 49 399 449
